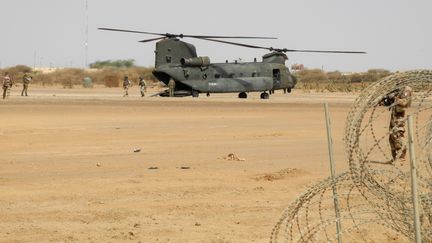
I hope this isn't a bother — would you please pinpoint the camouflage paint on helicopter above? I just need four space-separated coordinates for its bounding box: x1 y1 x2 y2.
152 38 296 98
99 28 365 99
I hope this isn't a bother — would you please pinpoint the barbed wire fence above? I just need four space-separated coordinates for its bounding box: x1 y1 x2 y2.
270 70 432 242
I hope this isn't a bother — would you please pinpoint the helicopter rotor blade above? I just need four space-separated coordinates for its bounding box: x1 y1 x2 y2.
185 35 276 39
99 28 166 36
99 28 365 54
197 38 366 54
99 27 276 39
282 49 366 54
138 37 167 43
198 38 271 51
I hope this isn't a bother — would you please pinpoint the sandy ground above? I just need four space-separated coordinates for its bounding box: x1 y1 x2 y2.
0 86 357 242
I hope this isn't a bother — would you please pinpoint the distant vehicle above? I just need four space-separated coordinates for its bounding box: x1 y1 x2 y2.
100 28 365 99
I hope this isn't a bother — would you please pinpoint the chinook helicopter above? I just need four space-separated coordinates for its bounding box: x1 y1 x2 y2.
99 28 365 99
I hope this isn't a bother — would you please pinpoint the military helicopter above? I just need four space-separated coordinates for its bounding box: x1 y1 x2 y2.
99 28 365 99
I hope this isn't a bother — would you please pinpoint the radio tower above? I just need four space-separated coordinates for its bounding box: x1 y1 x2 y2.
85 0 89 68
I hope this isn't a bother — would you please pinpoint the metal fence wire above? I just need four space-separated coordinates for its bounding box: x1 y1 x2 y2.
270 70 432 243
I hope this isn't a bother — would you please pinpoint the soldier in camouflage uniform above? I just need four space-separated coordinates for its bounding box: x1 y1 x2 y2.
139 76 147 97
2 73 12 99
122 75 131 97
389 86 412 162
21 72 32 96
168 79 175 97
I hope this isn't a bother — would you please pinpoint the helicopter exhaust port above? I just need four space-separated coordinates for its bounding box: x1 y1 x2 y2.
181 56 210 67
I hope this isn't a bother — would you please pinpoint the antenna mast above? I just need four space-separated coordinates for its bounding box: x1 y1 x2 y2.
85 0 89 68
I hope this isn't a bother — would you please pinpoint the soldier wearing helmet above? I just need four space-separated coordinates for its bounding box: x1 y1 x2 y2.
2 72 12 99
21 72 32 96
168 79 175 97
138 76 147 97
388 86 412 162
122 75 131 97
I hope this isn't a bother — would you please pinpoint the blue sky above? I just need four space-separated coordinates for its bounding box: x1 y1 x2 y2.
1 0 431 71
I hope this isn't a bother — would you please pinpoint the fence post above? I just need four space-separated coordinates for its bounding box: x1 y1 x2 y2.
324 103 343 243
407 115 422 243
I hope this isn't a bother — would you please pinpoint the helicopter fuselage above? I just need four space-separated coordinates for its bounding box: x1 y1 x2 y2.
153 61 296 95
99 27 364 98
151 38 297 97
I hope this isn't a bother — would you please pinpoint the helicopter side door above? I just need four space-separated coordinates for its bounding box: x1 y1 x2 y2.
272 69 281 89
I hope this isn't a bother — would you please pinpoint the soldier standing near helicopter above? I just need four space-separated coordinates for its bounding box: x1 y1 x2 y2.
3 73 12 99
21 72 32 96
139 76 147 97
168 79 175 97
385 86 413 162
122 75 131 97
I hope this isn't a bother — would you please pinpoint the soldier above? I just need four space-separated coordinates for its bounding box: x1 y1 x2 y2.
122 75 131 97
139 76 147 97
168 79 175 97
388 86 412 162
2 73 12 99
21 72 32 96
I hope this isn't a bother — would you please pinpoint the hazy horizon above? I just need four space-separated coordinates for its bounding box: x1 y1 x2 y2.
1 0 431 72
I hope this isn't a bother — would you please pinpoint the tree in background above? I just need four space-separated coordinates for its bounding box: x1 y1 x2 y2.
89 59 135 69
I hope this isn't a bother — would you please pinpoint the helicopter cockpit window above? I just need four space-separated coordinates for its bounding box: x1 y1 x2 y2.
215 74 221 79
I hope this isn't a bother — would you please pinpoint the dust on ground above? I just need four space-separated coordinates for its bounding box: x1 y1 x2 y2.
0 87 354 242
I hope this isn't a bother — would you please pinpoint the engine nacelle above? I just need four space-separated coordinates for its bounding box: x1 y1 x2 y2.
181 56 210 67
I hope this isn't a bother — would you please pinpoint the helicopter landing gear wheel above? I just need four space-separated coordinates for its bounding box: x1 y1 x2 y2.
260 92 269 99
238 92 247 99
192 90 199 98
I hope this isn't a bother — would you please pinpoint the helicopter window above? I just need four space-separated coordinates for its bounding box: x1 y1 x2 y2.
166 56 172 63
215 74 221 79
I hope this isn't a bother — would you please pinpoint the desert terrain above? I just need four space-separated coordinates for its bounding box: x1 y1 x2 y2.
1 86 356 242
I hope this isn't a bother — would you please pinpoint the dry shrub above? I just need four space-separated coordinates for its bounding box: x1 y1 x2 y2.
0 65 158 87
104 75 120 87
1 65 33 82
295 69 392 93
87 67 156 87
54 68 86 88
296 69 328 83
